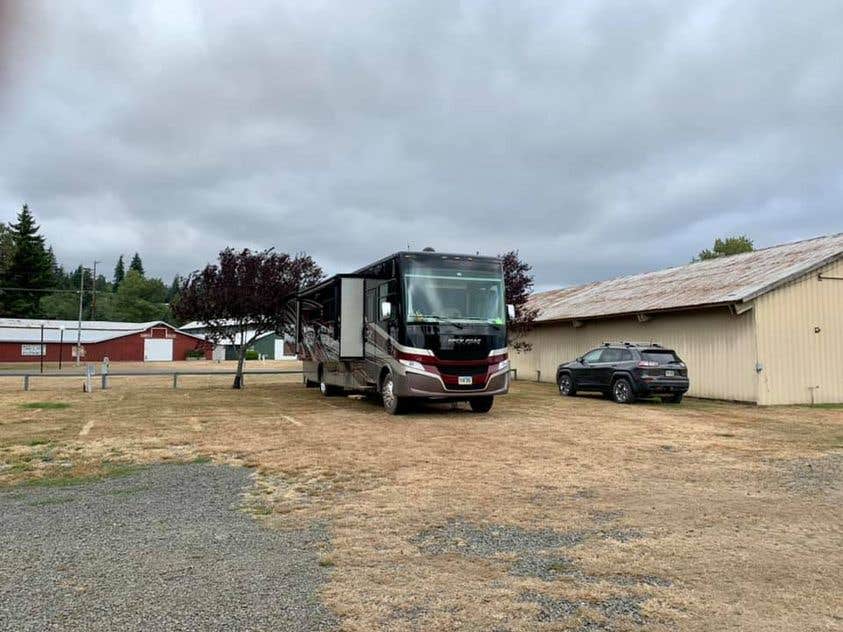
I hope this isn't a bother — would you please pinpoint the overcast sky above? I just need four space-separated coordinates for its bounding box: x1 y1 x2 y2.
1 1 841 289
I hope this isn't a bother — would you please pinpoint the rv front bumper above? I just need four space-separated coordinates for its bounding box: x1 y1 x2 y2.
394 366 511 398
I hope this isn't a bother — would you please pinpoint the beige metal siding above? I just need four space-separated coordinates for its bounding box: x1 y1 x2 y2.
754 257 843 405
512 307 758 402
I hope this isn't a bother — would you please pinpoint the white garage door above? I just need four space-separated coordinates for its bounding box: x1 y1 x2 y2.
144 338 173 361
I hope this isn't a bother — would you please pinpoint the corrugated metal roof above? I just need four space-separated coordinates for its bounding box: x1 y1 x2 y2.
0 319 186 344
180 319 249 330
529 233 843 322
187 329 276 346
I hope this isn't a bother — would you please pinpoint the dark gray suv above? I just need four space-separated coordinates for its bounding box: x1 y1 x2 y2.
556 342 689 404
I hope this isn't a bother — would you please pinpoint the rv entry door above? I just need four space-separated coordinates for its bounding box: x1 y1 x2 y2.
339 277 364 358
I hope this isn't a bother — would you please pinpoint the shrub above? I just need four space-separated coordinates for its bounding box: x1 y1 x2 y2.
244 349 259 360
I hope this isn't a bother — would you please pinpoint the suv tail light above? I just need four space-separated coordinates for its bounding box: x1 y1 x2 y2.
637 360 659 368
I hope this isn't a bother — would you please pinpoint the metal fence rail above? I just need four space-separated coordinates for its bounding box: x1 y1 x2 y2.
0 369 303 391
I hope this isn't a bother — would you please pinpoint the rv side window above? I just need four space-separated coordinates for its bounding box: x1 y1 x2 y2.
378 281 397 322
321 291 339 339
365 287 381 323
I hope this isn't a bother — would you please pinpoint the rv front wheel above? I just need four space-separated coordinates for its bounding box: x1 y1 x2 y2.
469 396 494 413
381 374 407 415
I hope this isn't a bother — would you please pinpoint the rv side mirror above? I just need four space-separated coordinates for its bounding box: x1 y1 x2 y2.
507 304 516 320
380 301 393 319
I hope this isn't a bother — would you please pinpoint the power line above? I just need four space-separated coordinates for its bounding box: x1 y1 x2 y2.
0 287 85 294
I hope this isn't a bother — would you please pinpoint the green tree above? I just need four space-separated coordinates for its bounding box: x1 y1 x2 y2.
0 222 15 277
696 236 754 261
113 255 125 291
0 204 55 317
166 275 182 302
39 292 80 319
103 269 168 321
129 252 144 276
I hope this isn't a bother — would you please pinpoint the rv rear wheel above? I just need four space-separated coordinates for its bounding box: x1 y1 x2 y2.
469 396 494 413
381 373 408 415
319 378 339 396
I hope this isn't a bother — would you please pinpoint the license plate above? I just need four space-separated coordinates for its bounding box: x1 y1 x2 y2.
458 376 473 385
665 370 675 377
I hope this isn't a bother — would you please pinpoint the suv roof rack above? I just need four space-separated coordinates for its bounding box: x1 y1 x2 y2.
602 341 662 348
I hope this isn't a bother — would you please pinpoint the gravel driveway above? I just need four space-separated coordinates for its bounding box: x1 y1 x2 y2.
0 463 337 631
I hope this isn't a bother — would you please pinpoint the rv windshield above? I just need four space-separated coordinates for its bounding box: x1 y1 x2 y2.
403 265 505 325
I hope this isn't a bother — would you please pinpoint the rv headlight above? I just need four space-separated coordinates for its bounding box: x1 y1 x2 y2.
496 359 510 372
399 359 426 371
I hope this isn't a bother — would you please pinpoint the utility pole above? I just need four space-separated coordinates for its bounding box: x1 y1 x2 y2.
91 260 101 319
75 267 85 366
59 326 65 370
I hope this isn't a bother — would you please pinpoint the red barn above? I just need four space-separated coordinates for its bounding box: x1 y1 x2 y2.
0 319 211 363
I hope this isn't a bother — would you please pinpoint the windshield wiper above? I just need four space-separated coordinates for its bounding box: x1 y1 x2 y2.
411 315 464 329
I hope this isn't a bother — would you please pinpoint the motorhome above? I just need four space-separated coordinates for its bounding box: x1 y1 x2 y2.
296 251 513 414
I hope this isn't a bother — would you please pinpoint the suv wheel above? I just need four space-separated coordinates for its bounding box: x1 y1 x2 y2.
612 377 635 404
381 373 408 415
558 373 576 396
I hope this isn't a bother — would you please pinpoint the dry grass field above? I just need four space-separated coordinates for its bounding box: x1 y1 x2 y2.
0 370 840 631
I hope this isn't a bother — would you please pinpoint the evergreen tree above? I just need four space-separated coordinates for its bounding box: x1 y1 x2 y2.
0 205 55 317
129 252 144 276
0 222 14 277
166 275 182 302
113 255 125 291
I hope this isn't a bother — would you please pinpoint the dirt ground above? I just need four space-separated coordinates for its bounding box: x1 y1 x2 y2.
0 373 840 631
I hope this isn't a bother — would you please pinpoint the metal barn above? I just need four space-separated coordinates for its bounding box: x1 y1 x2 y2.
512 234 843 405
179 321 297 360
0 320 210 363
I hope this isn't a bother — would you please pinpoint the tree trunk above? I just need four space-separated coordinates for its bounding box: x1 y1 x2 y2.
233 346 246 389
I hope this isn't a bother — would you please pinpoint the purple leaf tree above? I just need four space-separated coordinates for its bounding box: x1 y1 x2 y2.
174 248 323 388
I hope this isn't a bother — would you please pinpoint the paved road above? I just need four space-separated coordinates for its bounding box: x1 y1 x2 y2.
0 464 337 631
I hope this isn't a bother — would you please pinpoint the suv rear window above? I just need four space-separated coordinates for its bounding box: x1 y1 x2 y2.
641 350 681 364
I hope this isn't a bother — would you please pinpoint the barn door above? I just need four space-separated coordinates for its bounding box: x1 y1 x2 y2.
144 338 173 361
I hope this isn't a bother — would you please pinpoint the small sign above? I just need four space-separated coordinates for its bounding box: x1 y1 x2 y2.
21 344 45 357
458 376 473 385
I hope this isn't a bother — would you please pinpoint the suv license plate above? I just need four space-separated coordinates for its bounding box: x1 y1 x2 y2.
458 376 473 385
665 370 675 377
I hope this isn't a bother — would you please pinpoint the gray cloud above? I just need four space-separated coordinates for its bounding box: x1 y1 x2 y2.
1 0 841 288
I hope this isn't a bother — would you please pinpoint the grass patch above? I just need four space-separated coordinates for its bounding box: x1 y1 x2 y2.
19 402 71 410
26 439 52 446
23 464 140 489
319 556 336 568
192 456 213 464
